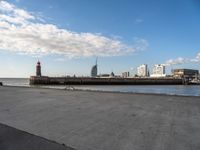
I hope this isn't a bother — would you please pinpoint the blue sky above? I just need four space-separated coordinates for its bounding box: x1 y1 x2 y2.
0 0 200 77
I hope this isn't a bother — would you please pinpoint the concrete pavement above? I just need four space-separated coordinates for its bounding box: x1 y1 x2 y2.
0 123 75 150
0 86 200 150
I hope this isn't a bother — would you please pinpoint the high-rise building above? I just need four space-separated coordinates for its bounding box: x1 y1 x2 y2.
36 61 41 76
137 64 148 77
91 58 98 77
151 64 166 77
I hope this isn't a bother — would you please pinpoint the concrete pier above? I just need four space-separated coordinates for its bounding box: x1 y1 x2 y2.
30 76 183 85
0 86 200 150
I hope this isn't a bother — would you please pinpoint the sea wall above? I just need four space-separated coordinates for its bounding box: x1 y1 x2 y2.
29 76 183 85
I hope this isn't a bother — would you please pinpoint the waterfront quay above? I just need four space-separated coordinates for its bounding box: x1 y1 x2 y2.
29 61 198 86
30 76 183 85
0 86 200 150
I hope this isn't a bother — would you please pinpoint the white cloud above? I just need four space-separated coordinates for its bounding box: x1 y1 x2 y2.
135 19 144 24
133 37 149 51
14 9 35 20
196 53 200 60
0 1 148 58
0 1 14 11
54 58 66 62
165 53 200 66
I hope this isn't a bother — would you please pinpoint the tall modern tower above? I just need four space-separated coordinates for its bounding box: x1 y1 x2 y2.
36 61 41 76
137 64 148 77
151 64 166 77
91 58 98 77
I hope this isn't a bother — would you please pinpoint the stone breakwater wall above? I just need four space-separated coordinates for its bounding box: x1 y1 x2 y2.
29 76 183 85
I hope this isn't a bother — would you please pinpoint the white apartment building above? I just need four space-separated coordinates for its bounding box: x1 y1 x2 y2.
137 64 148 77
150 64 166 77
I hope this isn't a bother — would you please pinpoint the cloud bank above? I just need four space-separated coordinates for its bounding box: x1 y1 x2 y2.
165 53 200 66
0 1 148 58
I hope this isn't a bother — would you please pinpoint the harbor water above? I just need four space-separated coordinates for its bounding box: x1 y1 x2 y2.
0 78 200 96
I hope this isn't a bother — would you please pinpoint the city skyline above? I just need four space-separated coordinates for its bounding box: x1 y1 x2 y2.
0 0 200 77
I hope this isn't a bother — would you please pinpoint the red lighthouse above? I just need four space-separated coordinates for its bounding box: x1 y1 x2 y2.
36 61 41 76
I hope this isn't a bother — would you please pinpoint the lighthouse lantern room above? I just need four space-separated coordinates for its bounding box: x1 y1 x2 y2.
36 61 41 76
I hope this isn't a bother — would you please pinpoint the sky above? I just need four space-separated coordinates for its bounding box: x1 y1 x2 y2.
0 0 200 77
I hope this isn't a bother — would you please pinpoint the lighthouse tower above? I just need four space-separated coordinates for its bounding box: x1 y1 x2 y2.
36 61 41 76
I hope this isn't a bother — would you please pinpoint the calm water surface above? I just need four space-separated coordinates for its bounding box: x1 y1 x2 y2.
0 78 200 96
